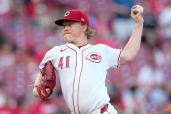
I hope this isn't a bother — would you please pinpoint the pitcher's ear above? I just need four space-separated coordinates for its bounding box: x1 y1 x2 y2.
81 23 87 31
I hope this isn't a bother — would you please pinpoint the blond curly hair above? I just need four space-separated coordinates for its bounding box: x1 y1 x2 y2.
85 27 95 39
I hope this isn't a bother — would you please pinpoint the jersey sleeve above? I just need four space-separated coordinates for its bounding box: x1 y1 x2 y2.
105 45 121 68
39 47 58 70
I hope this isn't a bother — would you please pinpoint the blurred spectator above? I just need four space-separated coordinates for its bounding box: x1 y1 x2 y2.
165 88 171 114
158 0 171 39
149 83 168 110
0 82 7 108
0 29 15 82
111 0 134 41
4 47 38 101
142 0 159 50
0 0 12 15
137 53 165 95
123 83 147 114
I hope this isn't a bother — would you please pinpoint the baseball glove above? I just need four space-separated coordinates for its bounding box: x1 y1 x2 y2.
36 61 56 101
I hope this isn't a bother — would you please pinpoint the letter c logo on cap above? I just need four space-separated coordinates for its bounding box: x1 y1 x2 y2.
64 11 70 17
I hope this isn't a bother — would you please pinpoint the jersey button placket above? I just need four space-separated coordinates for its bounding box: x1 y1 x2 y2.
73 50 82 114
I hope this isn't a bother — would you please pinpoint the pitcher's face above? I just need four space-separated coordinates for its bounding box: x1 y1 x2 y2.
62 21 84 43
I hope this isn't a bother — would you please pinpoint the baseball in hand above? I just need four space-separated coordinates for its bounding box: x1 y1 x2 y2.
132 5 144 14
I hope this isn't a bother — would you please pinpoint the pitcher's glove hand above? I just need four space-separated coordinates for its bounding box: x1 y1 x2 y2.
36 61 56 101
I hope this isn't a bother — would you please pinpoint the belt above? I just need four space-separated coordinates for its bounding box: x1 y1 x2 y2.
100 104 108 113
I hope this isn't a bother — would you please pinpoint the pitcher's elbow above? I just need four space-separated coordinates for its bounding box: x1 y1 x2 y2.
120 54 136 64
126 55 136 62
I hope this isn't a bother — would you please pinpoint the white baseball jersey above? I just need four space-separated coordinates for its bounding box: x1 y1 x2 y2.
39 43 121 114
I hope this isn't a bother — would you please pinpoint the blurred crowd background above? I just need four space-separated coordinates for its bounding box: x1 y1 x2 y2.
0 0 171 114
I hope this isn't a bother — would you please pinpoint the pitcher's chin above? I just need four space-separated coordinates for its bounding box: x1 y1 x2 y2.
63 37 73 44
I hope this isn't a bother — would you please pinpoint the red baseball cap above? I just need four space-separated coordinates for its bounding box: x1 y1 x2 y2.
55 9 89 27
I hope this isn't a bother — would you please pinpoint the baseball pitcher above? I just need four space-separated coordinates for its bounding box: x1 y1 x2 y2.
33 5 144 114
